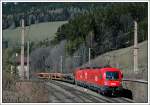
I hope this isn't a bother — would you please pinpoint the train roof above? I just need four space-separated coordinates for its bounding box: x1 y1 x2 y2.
79 65 112 70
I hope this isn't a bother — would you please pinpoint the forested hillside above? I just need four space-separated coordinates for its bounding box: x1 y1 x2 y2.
53 2 147 57
3 2 109 29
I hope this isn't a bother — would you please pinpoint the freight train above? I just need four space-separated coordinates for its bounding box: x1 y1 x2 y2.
35 66 123 96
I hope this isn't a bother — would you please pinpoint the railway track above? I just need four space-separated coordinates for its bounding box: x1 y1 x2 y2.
45 80 134 103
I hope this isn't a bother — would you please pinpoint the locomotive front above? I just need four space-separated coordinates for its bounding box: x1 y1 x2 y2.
100 68 123 96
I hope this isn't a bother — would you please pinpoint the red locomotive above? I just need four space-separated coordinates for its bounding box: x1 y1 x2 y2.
35 66 123 96
74 66 123 96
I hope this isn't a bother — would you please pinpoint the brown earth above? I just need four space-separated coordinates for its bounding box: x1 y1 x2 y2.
2 81 49 103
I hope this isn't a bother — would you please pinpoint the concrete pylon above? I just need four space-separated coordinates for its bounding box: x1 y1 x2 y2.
133 20 138 72
27 41 30 80
21 19 25 80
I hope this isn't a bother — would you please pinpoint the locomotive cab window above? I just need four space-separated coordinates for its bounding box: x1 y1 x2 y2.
106 71 119 80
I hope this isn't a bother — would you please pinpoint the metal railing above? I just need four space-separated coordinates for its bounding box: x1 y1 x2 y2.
123 78 148 84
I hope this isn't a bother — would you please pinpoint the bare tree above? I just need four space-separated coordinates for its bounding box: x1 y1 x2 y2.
30 47 50 72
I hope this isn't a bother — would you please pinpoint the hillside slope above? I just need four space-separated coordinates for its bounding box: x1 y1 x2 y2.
83 41 148 80
3 21 67 47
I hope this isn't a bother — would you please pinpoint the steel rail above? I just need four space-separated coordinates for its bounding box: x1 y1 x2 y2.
122 79 148 84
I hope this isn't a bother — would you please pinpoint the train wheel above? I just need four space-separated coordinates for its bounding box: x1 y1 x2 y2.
102 91 105 95
97 90 100 94
98 90 105 95
97 89 102 94
112 92 114 96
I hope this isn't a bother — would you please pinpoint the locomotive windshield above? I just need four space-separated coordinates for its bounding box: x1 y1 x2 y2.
106 71 119 80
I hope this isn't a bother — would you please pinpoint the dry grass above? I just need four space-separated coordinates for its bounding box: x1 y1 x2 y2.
3 21 67 46
83 41 148 80
2 72 49 103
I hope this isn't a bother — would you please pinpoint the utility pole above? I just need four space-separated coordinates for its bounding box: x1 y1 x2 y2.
133 20 138 72
27 41 30 80
60 56 63 73
89 48 91 66
21 19 25 80
89 31 93 67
